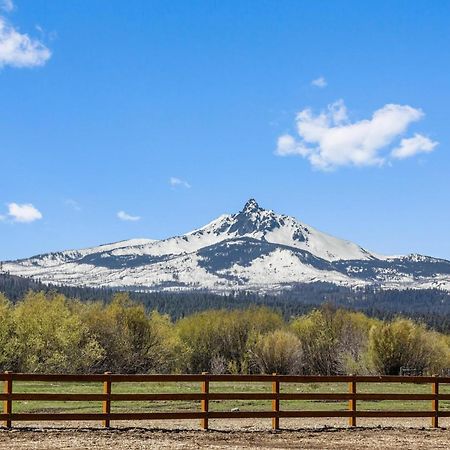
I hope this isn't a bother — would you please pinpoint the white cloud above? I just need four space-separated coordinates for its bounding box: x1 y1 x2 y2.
1 0 14 12
311 76 327 88
117 210 141 221
276 134 310 157
0 16 51 68
7 203 42 223
169 177 191 189
275 100 437 170
391 133 438 159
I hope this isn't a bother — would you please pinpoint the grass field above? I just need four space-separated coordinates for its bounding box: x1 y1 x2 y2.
4 379 450 449
9 379 450 415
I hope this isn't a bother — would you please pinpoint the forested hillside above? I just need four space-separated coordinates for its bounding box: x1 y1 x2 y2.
1 291 450 376
1 272 450 331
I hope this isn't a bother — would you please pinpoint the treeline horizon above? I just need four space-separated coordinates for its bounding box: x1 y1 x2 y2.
1 290 450 376
2 272 450 333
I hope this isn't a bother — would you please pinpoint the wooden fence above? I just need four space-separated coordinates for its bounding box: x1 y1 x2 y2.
2 372 450 429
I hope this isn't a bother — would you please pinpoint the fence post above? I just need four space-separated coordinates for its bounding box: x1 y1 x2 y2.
272 373 280 431
200 372 209 430
432 375 439 428
102 372 112 428
3 371 12 428
348 375 356 427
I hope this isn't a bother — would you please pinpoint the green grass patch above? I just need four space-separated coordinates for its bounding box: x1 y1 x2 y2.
10 380 450 414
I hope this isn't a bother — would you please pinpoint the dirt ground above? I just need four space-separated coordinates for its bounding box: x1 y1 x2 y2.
1 419 449 449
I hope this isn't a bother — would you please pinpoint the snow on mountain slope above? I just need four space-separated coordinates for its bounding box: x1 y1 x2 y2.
140 198 377 262
2 199 450 292
12 238 156 268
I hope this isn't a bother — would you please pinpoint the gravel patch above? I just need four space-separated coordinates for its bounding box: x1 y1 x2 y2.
1 419 450 449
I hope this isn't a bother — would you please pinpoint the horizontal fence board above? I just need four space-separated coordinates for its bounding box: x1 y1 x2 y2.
208 411 275 419
108 412 206 420
1 392 443 402
282 376 449 384
279 376 354 383
0 410 442 422
292 376 450 384
110 374 205 383
279 393 351 401
353 393 435 401
110 393 204 401
3 374 107 382
280 410 353 418
208 393 274 401
8 394 106 402
278 393 438 401
3 373 450 384
204 375 277 382
0 413 107 421
0 412 207 421
0 373 207 383
355 411 436 418
280 411 437 418
353 376 440 384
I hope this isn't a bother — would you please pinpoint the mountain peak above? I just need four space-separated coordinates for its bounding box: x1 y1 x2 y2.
242 198 262 214
7 198 450 293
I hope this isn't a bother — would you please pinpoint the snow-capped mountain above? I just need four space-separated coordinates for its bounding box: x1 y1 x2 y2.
3 199 450 292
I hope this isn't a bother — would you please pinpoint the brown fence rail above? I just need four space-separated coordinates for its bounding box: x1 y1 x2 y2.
2 372 450 429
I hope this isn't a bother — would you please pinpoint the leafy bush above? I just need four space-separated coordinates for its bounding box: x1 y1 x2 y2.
368 319 450 375
248 329 302 374
0 291 449 375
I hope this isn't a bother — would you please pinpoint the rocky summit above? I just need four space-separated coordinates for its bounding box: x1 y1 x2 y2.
3 200 450 293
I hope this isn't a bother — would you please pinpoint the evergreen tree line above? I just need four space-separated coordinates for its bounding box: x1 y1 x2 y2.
2 273 450 332
1 290 450 376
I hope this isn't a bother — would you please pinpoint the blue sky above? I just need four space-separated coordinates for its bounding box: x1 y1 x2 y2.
1 0 449 260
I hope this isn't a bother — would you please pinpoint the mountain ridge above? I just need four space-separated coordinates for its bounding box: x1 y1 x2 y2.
3 199 450 292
